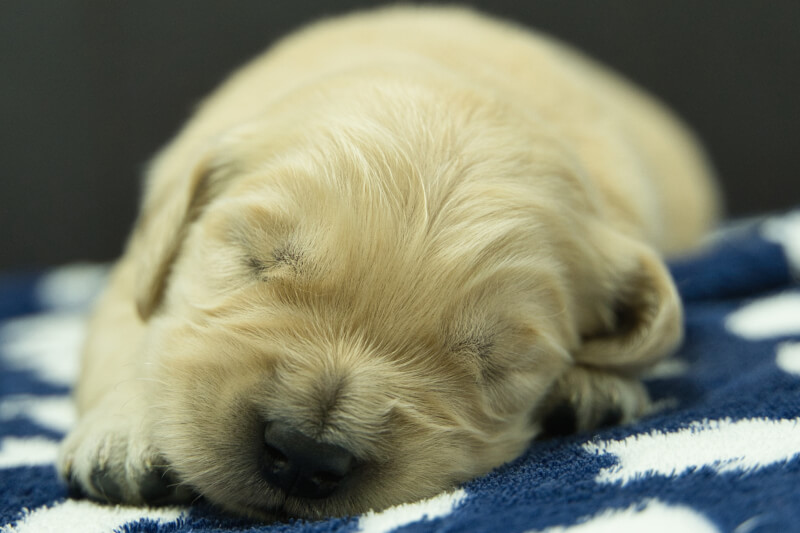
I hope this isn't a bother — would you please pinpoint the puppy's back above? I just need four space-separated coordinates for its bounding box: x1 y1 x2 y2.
154 5 720 254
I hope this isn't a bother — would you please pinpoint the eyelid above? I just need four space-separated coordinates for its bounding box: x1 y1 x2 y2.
246 241 305 280
451 336 494 360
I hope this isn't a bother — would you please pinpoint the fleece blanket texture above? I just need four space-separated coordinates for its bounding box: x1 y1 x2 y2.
1 211 800 533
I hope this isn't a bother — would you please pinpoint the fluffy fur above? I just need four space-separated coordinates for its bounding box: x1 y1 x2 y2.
58 5 720 520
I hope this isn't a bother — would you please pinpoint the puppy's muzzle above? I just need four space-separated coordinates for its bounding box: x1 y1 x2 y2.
261 421 356 499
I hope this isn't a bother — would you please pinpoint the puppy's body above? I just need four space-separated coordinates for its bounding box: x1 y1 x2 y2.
59 6 719 520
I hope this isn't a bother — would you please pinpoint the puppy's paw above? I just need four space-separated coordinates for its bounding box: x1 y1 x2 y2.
537 365 651 438
58 405 192 506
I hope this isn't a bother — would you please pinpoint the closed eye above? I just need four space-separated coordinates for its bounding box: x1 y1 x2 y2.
451 336 494 361
247 243 304 280
450 331 511 384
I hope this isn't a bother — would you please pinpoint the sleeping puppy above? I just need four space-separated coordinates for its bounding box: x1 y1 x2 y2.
58 5 720 520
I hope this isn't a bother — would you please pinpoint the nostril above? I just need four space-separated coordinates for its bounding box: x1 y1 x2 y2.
261 420 355 499
310 471 345 495
263 443 287 462
263 443 290 473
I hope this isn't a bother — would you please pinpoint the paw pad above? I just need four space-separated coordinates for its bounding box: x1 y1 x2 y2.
540 401 577 438
90 467 125 503
139 467 183 505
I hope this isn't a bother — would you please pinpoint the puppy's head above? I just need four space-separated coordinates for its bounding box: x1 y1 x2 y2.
135 79 681 519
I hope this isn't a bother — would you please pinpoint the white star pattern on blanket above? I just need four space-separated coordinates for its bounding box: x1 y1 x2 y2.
584 418 800 485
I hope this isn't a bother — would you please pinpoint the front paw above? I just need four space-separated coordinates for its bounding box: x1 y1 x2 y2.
58 405 193 506
537 365 651 438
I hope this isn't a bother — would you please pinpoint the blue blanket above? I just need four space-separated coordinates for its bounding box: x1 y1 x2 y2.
2 211 799 533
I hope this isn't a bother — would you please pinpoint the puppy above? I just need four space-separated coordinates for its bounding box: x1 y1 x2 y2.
58 5 720 520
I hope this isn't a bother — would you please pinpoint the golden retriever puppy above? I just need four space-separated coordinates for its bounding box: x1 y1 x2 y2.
58 5 720 520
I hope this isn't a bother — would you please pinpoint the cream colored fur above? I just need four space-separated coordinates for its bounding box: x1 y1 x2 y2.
58 5 720 520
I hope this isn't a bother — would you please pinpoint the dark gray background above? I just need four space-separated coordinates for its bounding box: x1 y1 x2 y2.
2 1 799 269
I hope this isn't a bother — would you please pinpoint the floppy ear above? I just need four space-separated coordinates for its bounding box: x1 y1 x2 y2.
536 226 682 435
132 151 223 320
574 225 683 375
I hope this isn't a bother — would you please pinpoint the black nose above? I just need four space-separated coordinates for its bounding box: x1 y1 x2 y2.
261 421 355 499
